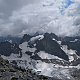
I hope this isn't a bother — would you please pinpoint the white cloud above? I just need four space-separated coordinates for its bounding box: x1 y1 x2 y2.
0 0 80 37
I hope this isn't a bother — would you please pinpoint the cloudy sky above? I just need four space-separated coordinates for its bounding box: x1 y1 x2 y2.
0 0 80 37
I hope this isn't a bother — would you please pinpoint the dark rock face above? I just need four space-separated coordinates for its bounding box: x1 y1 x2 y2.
20 34 32 44
45 33 59 40
35 33 69 61
71 59 80 66
31 54 42 60
25 51 33 56
0 41 21 56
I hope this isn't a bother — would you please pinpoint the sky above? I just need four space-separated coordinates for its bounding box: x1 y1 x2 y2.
0 0 80 37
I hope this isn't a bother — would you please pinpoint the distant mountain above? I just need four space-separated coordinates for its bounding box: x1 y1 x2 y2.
0 41 21 56
0 35 21 44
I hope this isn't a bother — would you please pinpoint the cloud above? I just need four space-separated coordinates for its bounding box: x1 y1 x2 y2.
0 0 80 37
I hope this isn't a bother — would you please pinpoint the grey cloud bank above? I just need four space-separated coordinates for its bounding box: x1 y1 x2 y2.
0 0 80 37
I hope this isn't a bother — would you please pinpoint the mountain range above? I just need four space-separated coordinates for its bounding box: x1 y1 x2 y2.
0 33 80 80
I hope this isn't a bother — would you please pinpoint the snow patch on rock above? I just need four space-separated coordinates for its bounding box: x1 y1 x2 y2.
19 42 36 53
30 35 44 42
37 51 63 60
61 45 79 62
70 39 78 42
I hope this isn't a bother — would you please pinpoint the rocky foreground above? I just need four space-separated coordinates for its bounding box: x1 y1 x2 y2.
0 56 62 80
0 56 80 80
